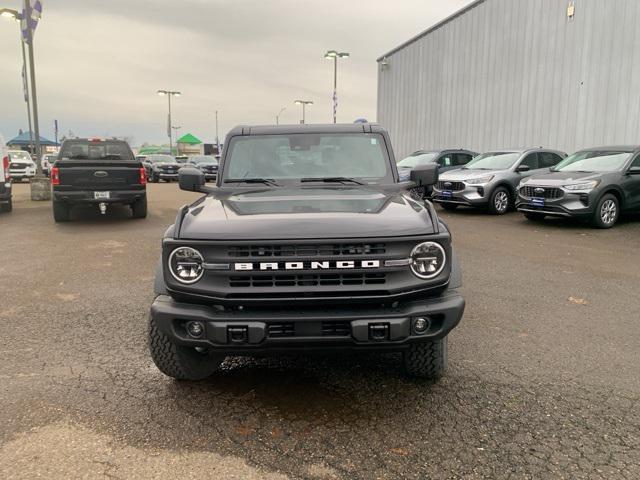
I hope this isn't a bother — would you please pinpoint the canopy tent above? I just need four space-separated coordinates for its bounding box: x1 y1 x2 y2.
7 131 59 147
137 145 172 155
176 133 202 145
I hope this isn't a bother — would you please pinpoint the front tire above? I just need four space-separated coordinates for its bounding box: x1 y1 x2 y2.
488 187 511 215
148 316 224 381
0 200 11 213
52 200 70 222
403 337 448 380
131 196 147 219
591 194 619 229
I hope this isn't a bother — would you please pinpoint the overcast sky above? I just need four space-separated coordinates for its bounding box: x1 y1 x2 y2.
0 0 468 146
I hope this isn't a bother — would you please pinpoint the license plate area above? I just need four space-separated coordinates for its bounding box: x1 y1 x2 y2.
442 191 453 198
94 191 110 200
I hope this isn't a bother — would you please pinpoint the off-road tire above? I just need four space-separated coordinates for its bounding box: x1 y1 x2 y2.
52 200 70 222
590 193 619 229
148 315 223 381
441 203 458 211
403 337 448 380
0 200 11 213
524 212 545 221
488 187 510 215
131 196 147 219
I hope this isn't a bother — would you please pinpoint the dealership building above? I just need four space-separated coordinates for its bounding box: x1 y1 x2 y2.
377 0 640 159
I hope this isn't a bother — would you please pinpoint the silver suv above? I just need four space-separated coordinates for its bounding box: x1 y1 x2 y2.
432 148 566 214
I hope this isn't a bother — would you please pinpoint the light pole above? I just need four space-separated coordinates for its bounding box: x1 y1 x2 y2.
157 90 181 154
1 8 34 156
324 50 349 124
275 107 286 125
215 110 219 151
294 100 313 124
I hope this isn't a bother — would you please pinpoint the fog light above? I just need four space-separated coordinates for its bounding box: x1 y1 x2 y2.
186 321 204 338
413 317 431 334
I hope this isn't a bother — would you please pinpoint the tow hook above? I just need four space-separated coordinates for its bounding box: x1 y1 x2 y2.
99 202 107 215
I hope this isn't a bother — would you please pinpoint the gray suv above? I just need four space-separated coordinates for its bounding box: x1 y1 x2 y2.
432 148 566 214
516 146 640 228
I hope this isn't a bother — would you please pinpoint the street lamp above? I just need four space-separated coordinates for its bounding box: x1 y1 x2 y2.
1 8 34 156
324 50 349 124
275 107 286 125
157 89 181 155
294 100 313 125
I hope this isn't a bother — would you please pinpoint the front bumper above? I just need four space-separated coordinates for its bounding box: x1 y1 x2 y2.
516 191 595 218
432 184 490 207
151 292 465 354
158 172 179 180
9 169 36 180
53 189 146 205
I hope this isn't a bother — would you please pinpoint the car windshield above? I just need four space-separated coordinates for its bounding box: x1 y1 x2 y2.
60 141 133 161
464 152 520 170
553 151 631 173
148 155 175 163
9 151 31 161
397 152 438 168
223 133 391 184
190 156 217 164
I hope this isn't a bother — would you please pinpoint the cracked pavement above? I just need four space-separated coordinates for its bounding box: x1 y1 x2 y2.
1 183 639 479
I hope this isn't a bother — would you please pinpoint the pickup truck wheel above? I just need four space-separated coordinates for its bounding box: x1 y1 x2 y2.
151 173 159 183
488 187 511 215
524 212 545 221
403 337 447 380
591 194 619 229
148 316 223 381
52 201 70 222
0 200 11 213
131 197 147 219
441 203 458 211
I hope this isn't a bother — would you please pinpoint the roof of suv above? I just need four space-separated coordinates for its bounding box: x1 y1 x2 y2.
579 145 640 153
228 123 385 136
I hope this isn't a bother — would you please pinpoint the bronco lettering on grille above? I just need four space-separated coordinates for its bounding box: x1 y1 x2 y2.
234 260 381 271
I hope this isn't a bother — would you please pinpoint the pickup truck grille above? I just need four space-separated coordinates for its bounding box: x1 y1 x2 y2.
520 186 564 199
228 243 386 257
229 273 386 288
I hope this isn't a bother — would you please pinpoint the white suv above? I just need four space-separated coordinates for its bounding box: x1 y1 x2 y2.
8 150 36 182
0 135 12 213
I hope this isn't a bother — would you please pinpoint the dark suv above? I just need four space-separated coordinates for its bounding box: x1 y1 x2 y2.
516 146 640 228
148 124 465 381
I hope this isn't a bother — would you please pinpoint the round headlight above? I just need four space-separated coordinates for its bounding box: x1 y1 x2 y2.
410 242 446 279
169 247 204 284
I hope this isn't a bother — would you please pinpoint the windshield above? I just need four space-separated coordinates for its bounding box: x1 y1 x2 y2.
223 133 391 184
148 155 175 163
397 152 438 168
190 156 217 164
553 151 631 173
465 152 520 170
9 151 32 162
60 141 133 161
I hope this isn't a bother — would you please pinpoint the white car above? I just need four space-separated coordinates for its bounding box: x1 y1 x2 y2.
41 153 58 176
8 150 36 182
0 135 12 212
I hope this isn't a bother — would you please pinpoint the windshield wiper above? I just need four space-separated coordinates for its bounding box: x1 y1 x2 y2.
301 176 365 185
224 178 279 186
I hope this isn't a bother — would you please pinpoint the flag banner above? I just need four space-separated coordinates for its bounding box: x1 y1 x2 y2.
21 0 43 44
22 63 29 102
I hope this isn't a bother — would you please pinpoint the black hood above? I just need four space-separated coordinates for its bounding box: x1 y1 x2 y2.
178 187 436 240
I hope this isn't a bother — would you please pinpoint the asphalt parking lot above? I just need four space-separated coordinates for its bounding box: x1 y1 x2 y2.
1 183 639 479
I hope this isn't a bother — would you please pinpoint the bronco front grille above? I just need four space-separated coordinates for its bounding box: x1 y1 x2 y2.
228 273 386 288
228 243 386 258
520 186 564 199
436 181 465 191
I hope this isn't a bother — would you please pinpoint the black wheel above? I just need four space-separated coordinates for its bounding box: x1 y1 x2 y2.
148 315 224 381
131 196 147 219
488 187 511 215
441 203 458 211
0 199 11 213
151 173 159 183
591 193 619 229
524 212 545 221
52 200 70 222
403 337 448 380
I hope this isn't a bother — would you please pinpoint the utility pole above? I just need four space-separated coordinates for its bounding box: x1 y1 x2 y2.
215 110 219 150
324 50 349 124
157 90 181 155
294 100 313 124
25 0 41 172
276 107 286 125
19 36 33 155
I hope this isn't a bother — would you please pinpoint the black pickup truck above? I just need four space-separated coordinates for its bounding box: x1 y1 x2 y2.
51 138 147 222
149 124 465 381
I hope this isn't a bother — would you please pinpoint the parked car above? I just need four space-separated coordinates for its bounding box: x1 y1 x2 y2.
516 146 640 228
432 148 566 214
187 155 218 180
142 154 182 182
397 149 478 182
51 138 147 222
148 123 465 381
41 153 58 176
8 150 36 182
0 134 12 213
175 155 189 164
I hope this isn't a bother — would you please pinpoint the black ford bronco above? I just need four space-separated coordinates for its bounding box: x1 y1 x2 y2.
149 124 465 380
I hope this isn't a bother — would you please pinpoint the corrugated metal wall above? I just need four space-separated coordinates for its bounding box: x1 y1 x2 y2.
377 0 640 159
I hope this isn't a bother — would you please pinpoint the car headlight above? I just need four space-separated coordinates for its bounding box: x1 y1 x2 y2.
562 180 599 192
168 247 204 284
464 175 494 186
410 242 447 279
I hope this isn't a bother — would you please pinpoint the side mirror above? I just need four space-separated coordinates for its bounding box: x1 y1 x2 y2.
516 165 531 173
409 163 439 187
628 166 640 175
179 167 206 192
